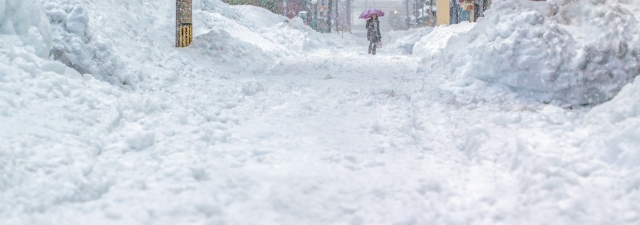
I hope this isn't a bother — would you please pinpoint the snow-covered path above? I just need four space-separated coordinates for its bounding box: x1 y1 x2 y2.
4 38 639 224
2 41 518 224
142 46 524 224
3 0 640 224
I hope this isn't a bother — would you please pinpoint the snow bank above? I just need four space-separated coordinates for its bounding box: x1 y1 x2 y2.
191 3 313 71
0 0 79 117
42 0 346 79
192 29 279 71
194 0 356 57
2 0 640 224
424 0 640 106
0 0 52 58
384 27 434 54
40 1 128 88
0 0 102 214
584 78 640 169
413 22 475 56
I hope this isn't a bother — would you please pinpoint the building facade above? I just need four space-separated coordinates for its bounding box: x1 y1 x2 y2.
436 0 489 26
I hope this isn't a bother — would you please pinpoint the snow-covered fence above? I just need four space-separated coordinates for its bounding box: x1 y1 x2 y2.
177 0 193 47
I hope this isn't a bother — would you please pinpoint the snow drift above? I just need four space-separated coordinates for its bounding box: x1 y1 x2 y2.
585 77 640 169
423 0 640 106
384 27 435 54
1 0 354 223
0 0 81 116
191 3 319 72
0 0 52 58
30 0 336 88
4 0 639 224
41 1 128 88
413 22 475 57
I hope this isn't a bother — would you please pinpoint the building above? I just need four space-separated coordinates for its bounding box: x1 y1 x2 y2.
308 0 353 33
416 4 437 27
436 0 490 26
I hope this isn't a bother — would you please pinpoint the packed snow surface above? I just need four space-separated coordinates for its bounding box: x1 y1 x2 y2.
1 0 640 224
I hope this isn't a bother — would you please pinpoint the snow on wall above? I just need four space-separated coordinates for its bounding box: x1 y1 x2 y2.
422 0 640 107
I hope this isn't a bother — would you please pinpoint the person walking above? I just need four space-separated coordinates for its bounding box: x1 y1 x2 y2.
366 14 381 55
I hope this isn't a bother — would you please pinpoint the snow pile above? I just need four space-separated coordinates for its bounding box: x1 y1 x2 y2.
413 22 475 56
584 79 640 169
28 0 345 86
0 0 73 117
425 0 640 106
192 3 311 71
384 27 434 54
40 1 129 88
0 0 52 58
2 0 640 223
192 0 360 72
0 0 106 215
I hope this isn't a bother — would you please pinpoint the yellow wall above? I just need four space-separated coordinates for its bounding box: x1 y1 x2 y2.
436 0 450 26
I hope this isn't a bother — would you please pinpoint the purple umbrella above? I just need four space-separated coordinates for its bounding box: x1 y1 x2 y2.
359 8 385 19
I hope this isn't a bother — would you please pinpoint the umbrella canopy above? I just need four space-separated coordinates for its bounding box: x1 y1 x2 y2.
359 8 384 19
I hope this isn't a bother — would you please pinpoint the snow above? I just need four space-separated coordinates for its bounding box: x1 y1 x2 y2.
413 22 475 56
384 27 435 54
1 0 640 224
423 0 640 107
0 0 52 58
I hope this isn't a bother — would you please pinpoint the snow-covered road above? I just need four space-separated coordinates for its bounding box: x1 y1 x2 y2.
2 40 523 224
2 0 640 224
0 44 592 224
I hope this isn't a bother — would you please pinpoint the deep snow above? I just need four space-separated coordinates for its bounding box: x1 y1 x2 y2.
432 0 640 106
1 0 640 224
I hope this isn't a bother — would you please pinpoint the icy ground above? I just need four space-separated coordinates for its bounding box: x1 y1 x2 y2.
2 0 640 224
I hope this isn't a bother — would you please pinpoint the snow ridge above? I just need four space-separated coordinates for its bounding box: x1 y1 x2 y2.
429 0 640 106
42 1 130 89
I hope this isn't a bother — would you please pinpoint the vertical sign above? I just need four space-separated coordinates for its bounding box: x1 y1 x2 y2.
176 0 193 47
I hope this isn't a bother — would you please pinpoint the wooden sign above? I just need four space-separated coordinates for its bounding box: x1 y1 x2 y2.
176 0 192 47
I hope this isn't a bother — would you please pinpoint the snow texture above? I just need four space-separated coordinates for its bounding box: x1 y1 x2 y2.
384 27 435 55
1 0 640 224
0 0 52 58
41 1 128 88
422 0 640 106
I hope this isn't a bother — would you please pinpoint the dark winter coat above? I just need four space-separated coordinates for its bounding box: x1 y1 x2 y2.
366 19 381 43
